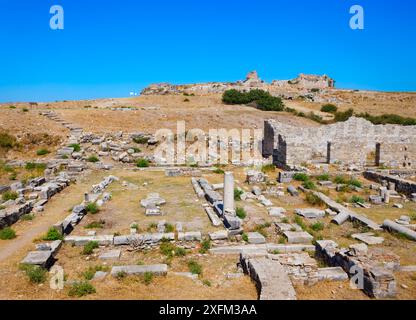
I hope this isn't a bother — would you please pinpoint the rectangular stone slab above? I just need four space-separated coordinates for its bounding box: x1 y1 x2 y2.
283 231 313 244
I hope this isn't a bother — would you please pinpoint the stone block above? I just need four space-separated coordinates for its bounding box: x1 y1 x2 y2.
209 230 228 241
247 232 266 244
283 231 313 244
99 250 121 260
295 208 325 219
21 251 54 269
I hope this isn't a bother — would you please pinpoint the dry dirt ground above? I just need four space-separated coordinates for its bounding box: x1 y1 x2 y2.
1 90 416 300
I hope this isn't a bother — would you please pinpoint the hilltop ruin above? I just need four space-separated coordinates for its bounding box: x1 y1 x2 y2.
141 71 335 96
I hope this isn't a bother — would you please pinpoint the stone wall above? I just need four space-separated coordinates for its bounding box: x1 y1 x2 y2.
363 171 416 196
264 117 416 169
141 71 335 96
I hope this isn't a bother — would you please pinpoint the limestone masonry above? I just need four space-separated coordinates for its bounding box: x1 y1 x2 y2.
141 71 335 95
263 117 416 169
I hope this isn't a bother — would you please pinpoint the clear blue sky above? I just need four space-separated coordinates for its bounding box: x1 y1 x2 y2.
0 0 415 102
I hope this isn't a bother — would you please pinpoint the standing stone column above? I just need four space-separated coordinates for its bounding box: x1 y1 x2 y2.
223 172 235 215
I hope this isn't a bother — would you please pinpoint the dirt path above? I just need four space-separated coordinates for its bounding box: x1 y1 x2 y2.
0 172 102 264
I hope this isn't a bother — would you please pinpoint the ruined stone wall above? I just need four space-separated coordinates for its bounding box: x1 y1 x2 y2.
264 117 416 169
363 171 416 196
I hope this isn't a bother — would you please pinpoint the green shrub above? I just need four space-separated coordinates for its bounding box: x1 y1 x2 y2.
86 203 99 214
256 95 285 111
234 188 243 201
222 89 284 111
349 179 362 188
302 180 316 190
305 193 324 206
21 214 34 221
115 271 127 280
356 112 416 126
0 132 17 149
69 144 81 152
87 155 99 163
68 281 96 297
136 158 150 168
310 222 325 232
213 168 225 174
183 98 190 102
350 195 365 204
9 105 16 109
199 239 211 254
334 109 354 122
82 266 108 280
25 162 47 171
143 272 154 285
306 112 324 123
160 242 176 258
20 264 47 283
242 233 249 242
0 227 16 240
165 223 174 233
84 220 105 229
294 216 307 230
36 149 50 156
202 279 212 287
333 176 348 184
316 174 330 181
2 191 18 201
236 207 247 219
82 241 99 255
261 164 276 173
133 136 150 144
43 227 63 241
188 260 202 275
293 173 309 182
174 247 187 257
321 104 338 113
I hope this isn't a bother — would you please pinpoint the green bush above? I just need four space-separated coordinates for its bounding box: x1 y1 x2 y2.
25 162 47 171
36 149 50 156
234 188 244 201
213 168 225 174
68 281 96 297
242 233 249 242
316 174 330 181
188 260 202 275
349 179 362 188
43 227 63 241
261 164 276 173
84 220 105 229
115 271 127 280
334 109 354 122
136 158 150 168
133 136 150 144
321 104 338 113
69 144 81 152
183 98 190 102
350 195 365 204
0 227 16 240
255 95 285 111
21 214 34 221
202 279 212 287
86 203 99 214
293 173 309 182
305 193 324 206
143 272 154 285
356 112 416 126
2 191 18 201
82 265 108 280
0 132 17 149
9 105 16 109
160 241 176 258
310 222 325 232
199 239 211 254
302 181 316 190
20 264 47 284
222 89 284 111
165 223 175 233
174 247 187 257
82 241 99 255
236 207 247 219
87 156 99 163
333 175 348 184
